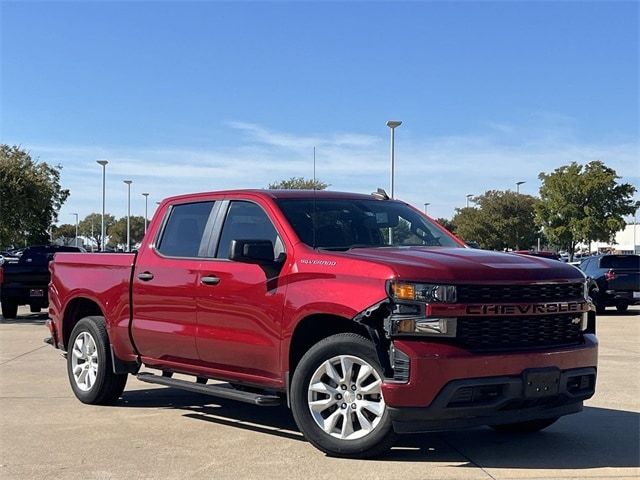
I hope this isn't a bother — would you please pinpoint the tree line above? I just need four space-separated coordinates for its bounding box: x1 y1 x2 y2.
437 161 636 258
51 214 147 250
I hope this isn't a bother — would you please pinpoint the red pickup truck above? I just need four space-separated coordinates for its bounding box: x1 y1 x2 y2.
47 189 597 458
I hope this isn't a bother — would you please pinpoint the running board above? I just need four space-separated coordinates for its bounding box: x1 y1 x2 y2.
136 372 281 406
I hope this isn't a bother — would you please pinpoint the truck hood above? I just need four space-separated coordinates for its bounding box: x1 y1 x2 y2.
341 247 585 283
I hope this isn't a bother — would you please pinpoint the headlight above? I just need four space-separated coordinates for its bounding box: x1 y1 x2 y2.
390 281 457 303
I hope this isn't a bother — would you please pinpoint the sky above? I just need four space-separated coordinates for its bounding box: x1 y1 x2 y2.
1 1 638 223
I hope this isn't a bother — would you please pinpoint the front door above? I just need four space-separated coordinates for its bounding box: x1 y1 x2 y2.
195 200 288 384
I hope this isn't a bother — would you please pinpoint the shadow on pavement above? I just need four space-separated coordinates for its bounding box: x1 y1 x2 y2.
121 387 639 468
598 308 639 316
0 312 48 325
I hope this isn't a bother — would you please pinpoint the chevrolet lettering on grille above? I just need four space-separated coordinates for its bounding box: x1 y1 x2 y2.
465 301 589 316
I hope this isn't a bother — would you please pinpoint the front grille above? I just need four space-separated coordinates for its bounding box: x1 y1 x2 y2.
457 282 584 303
457 314 582 351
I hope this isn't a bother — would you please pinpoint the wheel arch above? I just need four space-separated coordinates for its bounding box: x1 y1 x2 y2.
287 314 372 381
62 297 104 350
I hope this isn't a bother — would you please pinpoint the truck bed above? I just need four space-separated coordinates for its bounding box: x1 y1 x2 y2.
49 253 137 360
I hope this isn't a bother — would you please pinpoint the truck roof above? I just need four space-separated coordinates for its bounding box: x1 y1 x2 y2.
162 189 385 203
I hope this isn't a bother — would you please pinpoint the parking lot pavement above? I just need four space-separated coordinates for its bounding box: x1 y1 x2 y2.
1 307 638 480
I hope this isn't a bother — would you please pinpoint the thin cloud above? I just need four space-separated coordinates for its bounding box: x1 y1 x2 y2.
21 120 639 222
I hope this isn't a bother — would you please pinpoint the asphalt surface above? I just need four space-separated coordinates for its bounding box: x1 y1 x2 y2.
1 306 638 480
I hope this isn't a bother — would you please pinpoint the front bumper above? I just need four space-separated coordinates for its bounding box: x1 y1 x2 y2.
601 290 640 305
388 366 595 433
381 334 597 431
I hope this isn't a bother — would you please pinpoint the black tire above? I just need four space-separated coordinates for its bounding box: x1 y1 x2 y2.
290 333 396 458
66 316 128 405
590 290 606 315
616 302 629 312
1 300 18 319
491 417 558 434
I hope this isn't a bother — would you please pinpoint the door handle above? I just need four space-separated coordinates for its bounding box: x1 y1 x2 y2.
138 271 154 281
201 276 221 285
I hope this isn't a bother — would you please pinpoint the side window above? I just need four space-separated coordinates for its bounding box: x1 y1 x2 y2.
216 201 282 260
580 258 591 273
156 201 215 257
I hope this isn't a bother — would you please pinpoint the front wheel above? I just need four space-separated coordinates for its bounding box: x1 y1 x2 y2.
491 417 558 433
290 333 396 458
67 316 128 405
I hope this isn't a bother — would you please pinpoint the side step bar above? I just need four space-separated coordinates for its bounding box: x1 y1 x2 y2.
136 372 281 406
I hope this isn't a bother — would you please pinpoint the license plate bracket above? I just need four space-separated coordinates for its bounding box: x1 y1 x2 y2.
523 368 560 398
29 289 44 297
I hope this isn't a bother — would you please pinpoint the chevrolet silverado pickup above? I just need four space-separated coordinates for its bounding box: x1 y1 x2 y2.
47 190 597 458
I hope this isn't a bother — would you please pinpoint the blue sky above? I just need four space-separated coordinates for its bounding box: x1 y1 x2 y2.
1 1 638 222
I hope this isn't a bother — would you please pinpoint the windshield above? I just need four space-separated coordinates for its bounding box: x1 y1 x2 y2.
276 198 461 250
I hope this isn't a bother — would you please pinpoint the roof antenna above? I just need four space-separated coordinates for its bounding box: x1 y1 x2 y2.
312 146 317 249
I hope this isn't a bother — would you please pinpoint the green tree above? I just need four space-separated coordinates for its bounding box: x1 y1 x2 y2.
79 213 116 250
268 177 329 190
535 161 636 260
51 223 79 246
0 145 70 247
108 216 146 249
452 191 539 250
435 217 456 233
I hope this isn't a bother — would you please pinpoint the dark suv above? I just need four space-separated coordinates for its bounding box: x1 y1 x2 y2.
579 254 640 313
0 245 83 318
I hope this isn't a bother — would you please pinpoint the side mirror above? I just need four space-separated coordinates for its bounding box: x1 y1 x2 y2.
229 239 275 264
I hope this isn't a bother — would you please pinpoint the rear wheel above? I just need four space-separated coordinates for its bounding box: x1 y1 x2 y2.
616 302 629 312
1 300 18 319
67 316 128 405
491 417 558 433
290 333 396 458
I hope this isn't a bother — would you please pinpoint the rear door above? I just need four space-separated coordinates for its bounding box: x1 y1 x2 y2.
131 200 217 364
194 198 288 385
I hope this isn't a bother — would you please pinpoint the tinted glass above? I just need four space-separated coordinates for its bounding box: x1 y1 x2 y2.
599 255 640 269
216 201 281 259
277 198 460 250
157 202 214 257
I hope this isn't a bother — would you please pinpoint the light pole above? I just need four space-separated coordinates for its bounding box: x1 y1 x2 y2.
386 120 402 245
386 120 402 199
71 213 78 247
424 202 430 215
96 160 108 251
466 194 473 208
124 180 132 252
142 193 150 234
515 181 526 250
634 201 640 254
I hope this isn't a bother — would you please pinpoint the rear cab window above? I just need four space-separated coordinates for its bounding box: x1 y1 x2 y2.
156 201 215 257
599 255 640 269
